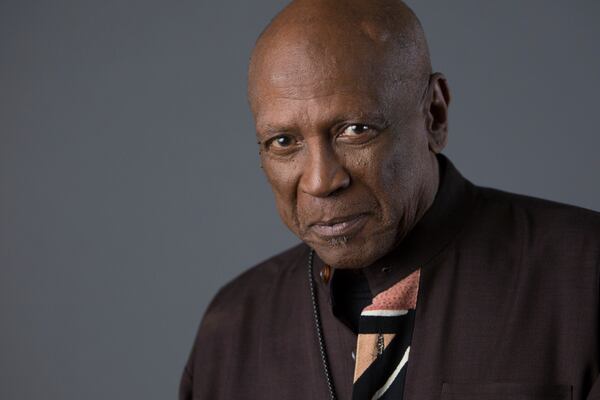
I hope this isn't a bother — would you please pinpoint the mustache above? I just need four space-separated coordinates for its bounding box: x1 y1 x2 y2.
297 197 378 226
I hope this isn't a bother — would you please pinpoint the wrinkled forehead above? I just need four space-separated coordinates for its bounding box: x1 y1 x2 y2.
248 23 417 113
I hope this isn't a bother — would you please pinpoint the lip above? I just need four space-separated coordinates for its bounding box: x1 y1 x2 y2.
309 213 368 238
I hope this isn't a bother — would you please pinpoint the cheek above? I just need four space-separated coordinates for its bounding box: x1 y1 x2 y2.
381 122 429 186
365 135 427 217
382 149 417 189
338 147 398 218
262 158 301 227
344 142 404 192
386 137 431 215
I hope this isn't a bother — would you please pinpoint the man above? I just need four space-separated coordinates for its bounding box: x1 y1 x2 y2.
180 1 600 399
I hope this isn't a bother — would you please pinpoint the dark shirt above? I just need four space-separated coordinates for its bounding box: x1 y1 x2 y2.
180 154 600 400
331 269 372 333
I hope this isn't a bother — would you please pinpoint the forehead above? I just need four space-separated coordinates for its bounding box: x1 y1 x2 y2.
250 23 396 91
254 90 390 134
249 40 406 127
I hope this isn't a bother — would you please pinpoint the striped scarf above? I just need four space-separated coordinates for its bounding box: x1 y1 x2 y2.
351 269 420 400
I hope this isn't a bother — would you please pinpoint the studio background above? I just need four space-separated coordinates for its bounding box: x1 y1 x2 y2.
1 1 598 399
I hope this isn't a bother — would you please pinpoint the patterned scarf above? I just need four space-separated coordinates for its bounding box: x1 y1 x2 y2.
351 269 420 400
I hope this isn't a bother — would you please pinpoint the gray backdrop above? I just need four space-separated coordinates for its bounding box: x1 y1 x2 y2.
1 0 598 399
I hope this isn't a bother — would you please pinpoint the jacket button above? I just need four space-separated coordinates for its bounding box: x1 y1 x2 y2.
320 265 332 284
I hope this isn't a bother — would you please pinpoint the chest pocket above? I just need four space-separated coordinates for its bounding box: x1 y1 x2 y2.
441 382 572 400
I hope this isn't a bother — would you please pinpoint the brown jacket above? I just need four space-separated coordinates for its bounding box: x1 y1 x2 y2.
180 155 600 400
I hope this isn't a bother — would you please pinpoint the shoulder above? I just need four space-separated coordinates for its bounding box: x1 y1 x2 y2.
451 185 600 310
199 242 309 331
182 243 310 385
211 242 309 305
472 185 600 259
476 185 600 232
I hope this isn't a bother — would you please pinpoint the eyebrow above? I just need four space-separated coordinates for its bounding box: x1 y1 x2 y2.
255 125 298 143
256 111 390 136
256 123 294 135
341 111 390 126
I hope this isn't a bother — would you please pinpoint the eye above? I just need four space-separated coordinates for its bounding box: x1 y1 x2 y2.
263 134 300 155
343 124 371 135
272 135 294 147
338 124 378 143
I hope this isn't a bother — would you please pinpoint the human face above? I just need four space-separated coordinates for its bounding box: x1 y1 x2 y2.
250 50 439 269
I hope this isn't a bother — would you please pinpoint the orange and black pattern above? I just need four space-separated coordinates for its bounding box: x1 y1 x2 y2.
351 269 420 400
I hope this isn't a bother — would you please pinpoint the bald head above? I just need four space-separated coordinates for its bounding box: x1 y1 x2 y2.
248 0 432 107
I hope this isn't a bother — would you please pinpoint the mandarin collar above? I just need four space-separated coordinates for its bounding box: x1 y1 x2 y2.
313 153 480 298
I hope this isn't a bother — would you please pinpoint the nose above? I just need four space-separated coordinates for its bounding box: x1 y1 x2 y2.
298 141 351 197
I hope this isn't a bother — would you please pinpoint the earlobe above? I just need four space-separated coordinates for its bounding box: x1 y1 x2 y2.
425 72 451 154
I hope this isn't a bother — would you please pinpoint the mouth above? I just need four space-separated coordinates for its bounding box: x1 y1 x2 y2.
309 213 369 239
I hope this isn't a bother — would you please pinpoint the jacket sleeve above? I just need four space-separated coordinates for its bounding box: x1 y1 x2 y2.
589 258 600 400
178 361 193 400
177 284 234 400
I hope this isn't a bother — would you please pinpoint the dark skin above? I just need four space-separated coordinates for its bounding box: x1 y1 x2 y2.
248 0 451 269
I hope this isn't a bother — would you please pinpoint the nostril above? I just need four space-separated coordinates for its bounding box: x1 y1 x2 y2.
329 180 350 197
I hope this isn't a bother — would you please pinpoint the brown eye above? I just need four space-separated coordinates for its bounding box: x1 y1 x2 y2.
272 135 294 147
344 124 370 135
264 134 300 155
338 124 378 144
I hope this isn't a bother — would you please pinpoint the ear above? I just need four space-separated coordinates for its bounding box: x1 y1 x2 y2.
423 72 451 154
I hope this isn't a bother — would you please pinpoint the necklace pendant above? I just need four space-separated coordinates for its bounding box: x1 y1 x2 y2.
376 333 385 356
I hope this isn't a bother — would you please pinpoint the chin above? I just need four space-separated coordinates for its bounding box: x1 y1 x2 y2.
311 237 386 269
